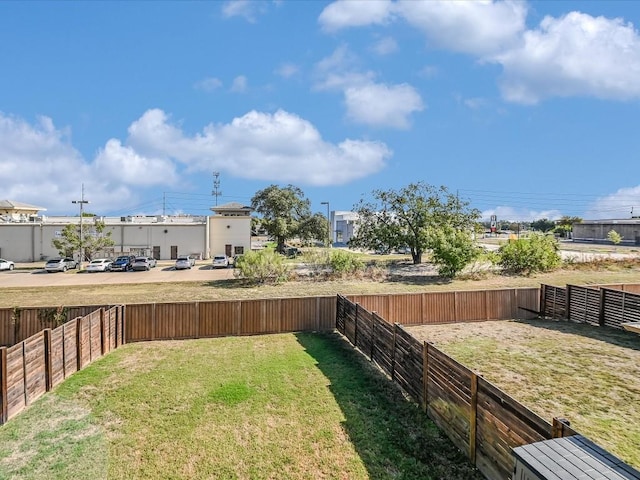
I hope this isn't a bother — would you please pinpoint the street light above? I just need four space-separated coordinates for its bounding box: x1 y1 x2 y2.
72 185 90 270
320 201 331 248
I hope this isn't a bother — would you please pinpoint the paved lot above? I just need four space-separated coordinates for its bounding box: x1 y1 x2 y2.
0 263 236 288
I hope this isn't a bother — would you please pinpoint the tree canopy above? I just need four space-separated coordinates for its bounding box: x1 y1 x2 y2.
349 183 481 275
251 184 326 251
51 218 115 261
530 218 556 233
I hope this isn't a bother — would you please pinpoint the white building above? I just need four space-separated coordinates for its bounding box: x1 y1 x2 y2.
0 200 252 262
331 210 359 246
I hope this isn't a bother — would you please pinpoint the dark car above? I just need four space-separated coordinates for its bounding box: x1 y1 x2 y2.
110 255 136 272
44 257 78 273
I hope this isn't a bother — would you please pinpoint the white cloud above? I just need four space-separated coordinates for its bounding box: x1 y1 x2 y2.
481 206 563 222
0 108 391 213
584 186 640 219
126 108 391 185
314 46 424 129
493 12 640 104
194 77 223 92
319 0 394 32
221 0 267 23
395 0 527 56
230 75 248 93
345 83 424 128
275 63 299 78
418 65 440 79
94 139 178 186
0 114 154 215
371 36 398 56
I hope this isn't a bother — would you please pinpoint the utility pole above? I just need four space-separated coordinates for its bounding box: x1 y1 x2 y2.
72 184 90 270
212 172 222 206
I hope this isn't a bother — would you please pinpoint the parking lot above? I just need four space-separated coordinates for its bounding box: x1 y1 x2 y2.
0 261 236 288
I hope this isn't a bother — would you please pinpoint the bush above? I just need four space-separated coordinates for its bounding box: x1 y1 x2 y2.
429 227 481 279
301 249 365 279
328 250 365 276
496 233 561 275
233 250 290 284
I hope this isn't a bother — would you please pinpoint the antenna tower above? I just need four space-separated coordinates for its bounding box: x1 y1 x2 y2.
212 172 222 206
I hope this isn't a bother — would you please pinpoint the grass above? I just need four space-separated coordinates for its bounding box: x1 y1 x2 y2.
0 333 482 480
2 259 640 308
407 319 640 469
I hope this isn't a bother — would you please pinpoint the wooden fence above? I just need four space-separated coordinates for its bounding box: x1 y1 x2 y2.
336 295 578 480
541 284 640 329
125 297 337 342
0 305 112 347
0 305 124 425
346 288 540 325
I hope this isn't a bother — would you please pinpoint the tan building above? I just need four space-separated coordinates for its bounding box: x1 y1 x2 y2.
0 200 252 262
209 202 252 258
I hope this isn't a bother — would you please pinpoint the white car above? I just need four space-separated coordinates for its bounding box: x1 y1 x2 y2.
0 258 15 271
86 258 112 273
212 255 229 268
175 255 196 270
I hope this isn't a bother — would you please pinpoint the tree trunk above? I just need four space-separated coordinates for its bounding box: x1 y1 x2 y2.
276 237 286 253
412 250 423 264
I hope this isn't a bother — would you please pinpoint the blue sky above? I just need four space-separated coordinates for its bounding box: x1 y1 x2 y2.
2 0 640 221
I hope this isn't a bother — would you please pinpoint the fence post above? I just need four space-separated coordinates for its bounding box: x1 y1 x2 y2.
391 324 397 381
0 346 7 424
540 284 546 318
354 304 359 347
566 285 572 320
76 316 82 372
194 302 200 339
422 342 429 413
552 417 571 438
100 308 106 356
43 329 52 392
469 373 478 464
370 312 376 361
599 289 606 327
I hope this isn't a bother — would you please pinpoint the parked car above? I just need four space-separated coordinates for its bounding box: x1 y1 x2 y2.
212 254 229 268
86 258 112 273
132 256 157 271
175 255 196 270
0 258 15 271
231 254 244 268
45 257 78 273
110 255 136 272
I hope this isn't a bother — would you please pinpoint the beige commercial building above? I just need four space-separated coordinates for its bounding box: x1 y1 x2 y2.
0 200 252 262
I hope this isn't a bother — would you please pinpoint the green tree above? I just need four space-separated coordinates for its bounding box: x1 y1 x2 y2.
530 218 556 233
51 219 115 261
349 183 481 270
251 185 325 252
607 229 623 244
496 233 561 275
554 216 582 238
430 225 482 278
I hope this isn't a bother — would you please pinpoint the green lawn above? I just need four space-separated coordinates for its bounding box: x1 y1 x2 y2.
0 333 482 480
408 320 640 469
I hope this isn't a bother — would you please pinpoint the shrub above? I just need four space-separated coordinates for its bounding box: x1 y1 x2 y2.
233 250 290 284
608 229 623 245
496 233 561 275
429 227 481 279
328 250 365 277
301 249 365 279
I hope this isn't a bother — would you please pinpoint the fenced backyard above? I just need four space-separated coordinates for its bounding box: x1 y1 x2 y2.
1 285 639 479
